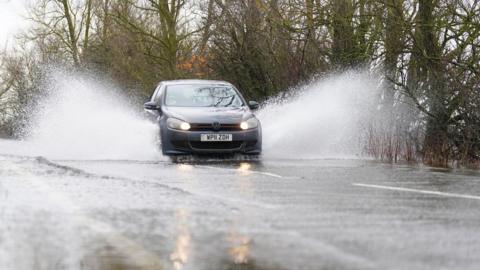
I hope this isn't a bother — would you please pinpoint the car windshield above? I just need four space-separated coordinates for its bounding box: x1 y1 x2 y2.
165 84 244 107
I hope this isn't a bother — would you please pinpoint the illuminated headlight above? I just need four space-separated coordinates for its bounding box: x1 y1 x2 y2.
167 118 191 131
240 117 259 130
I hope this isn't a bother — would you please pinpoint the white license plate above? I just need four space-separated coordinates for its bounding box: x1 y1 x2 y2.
200 134 233 142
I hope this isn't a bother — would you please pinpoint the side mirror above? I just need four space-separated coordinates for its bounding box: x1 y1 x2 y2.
144 101 160 111
248 101 259 110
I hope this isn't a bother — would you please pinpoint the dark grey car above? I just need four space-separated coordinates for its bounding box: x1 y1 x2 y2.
144 80 262 156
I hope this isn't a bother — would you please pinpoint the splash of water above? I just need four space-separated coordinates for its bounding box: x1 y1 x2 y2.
2 69 378 161
258 71 380 159
24 71 161 161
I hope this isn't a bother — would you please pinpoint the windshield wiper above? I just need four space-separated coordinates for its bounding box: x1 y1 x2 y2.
214 95 235 107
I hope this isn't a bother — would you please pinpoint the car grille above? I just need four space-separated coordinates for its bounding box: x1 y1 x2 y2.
190 141 243 150
189 123 242 131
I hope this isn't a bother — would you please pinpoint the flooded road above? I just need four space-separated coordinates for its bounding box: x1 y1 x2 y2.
1 145 480 270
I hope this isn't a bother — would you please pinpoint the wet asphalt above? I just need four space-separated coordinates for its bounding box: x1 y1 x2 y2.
1 155 480 270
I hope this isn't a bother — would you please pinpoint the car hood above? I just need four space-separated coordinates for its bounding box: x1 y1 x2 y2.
163 106 253 124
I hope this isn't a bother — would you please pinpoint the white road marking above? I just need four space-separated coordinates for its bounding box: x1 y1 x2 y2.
252 171 283 178
198 165 283 178
353 183 480 201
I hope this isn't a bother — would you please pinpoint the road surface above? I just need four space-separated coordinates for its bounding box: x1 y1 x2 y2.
1 147 480 270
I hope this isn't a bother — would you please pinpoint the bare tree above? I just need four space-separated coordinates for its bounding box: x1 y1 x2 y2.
27 0 96 67
112 0 191 79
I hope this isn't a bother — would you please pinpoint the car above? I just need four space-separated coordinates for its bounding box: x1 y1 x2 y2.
144 80 262 156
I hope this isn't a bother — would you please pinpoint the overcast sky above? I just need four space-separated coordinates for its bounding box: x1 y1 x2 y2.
0 0 29 48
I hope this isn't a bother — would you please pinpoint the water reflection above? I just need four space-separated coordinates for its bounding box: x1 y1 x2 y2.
237 162 252 175
176 164 194 172
169 209 191 270
234 162 253 194
227 231 251 264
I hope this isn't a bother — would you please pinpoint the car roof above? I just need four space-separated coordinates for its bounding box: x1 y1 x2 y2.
160 79 232 86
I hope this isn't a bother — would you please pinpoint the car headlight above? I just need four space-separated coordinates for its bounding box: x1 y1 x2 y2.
240 117 259 130
167 118 191 131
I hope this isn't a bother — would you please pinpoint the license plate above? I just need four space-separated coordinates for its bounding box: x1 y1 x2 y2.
200 134 233 142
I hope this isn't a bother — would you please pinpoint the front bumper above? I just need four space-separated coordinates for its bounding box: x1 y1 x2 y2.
160 127 262 155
